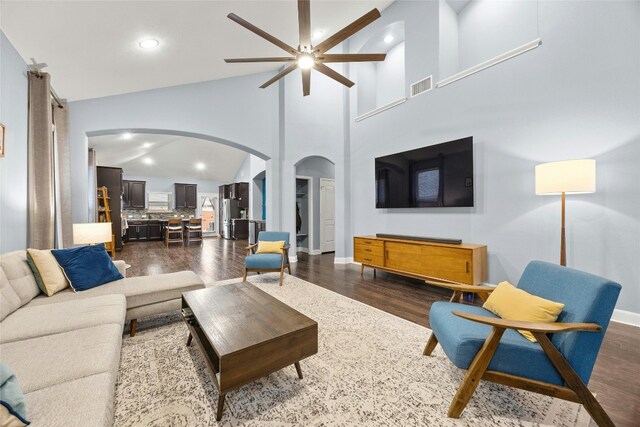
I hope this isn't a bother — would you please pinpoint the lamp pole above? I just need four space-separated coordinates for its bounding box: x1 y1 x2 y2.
560 192 566 267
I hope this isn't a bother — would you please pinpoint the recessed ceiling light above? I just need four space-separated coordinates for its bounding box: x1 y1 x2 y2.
312 30 325 42
384 35 394 44
139 38 159 49
142 142 152 148
122 133 133 140
142 157 153 165
195 162 206 170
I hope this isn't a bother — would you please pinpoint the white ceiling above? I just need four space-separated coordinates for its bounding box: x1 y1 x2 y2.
89 133 248 182
1 0 394 101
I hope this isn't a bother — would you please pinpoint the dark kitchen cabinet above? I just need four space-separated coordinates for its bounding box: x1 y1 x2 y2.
232 219 249 240
220 184 230 199
123 180 146 209
126 221 149 242
175 183 197 209
148 221 163 241
238 182 249 209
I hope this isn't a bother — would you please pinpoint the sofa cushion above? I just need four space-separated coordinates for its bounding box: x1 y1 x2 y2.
24 373 115 427
1 269 21 321
51 244 123 292
245 253 283 270
1 295 126 344
0 324 122 393
0 363 30 426
0 251 40 307
25 271 204 310
26 248 69 296
429 301 563 386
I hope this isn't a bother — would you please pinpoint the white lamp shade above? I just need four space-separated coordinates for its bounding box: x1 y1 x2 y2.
73 223 113 245
535 159 596 195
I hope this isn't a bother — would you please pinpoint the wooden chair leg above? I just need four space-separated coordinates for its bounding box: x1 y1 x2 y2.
129 319 137 337
449 290 463 302
243 268 248 281
448 327 505 418
423 333 439 356
279 267 284 286
532 332 615 427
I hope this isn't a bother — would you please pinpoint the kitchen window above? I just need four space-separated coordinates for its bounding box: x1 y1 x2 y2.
147 192 171 212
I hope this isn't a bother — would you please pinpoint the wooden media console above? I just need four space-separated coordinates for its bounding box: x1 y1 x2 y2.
353 235 487 285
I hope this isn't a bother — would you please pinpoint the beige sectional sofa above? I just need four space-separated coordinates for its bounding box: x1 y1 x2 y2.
0 250 205 427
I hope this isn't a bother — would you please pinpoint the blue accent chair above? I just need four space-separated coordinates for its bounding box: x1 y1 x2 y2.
243 231 291 286
424 261 621 427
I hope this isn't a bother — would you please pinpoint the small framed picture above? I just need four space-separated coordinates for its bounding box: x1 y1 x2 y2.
0 123 5 158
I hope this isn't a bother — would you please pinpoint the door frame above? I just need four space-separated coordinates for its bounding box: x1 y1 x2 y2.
197 192 218 236
295 175 314 254
319 178 336 254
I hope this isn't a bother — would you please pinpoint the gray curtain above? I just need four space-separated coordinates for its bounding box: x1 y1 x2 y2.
54 101 72 247
28 72 54 249
87 148 97 222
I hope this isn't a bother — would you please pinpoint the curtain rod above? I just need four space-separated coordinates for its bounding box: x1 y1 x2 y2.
28 70 64 109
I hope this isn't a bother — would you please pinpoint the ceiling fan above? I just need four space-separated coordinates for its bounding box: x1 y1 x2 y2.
224 0 386 96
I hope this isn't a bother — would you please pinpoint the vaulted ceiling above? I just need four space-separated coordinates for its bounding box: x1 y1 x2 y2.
1 0 393 101
89 133 248 182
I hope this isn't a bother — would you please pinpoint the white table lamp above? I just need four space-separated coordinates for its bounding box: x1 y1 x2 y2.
535 159 596 266
73 222 113 245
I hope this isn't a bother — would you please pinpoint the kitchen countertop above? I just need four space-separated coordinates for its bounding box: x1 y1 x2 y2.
126 218 198 222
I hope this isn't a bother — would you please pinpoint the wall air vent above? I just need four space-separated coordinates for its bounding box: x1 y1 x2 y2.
410 76 433 97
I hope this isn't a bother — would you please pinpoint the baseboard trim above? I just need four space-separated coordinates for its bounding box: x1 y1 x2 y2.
309 249 322 256
334 257 354 265
611 309 640 327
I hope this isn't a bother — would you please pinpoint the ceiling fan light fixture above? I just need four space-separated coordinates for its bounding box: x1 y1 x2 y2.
297 54 315 70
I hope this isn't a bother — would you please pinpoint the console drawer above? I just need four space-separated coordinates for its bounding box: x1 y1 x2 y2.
354 252 384 267
354 237 383 248
354 243 384 257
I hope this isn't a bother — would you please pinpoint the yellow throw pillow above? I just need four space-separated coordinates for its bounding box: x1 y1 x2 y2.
255 240 285 254
26 248 69 296
483 281 565 342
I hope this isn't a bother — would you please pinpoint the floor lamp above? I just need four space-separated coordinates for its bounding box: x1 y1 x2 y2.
535 159 596 266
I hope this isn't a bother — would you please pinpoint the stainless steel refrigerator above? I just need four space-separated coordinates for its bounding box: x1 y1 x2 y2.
222 199 241 239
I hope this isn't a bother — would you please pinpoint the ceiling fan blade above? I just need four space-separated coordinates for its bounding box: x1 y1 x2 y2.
298 0 311 52
314 9 381 54
227 13 299 55
317 53 386 63
225 57 296 63
302 68 311 96
314 63 354 88
259 63 299 89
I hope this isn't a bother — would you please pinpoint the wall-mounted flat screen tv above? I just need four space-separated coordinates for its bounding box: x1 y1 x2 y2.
375 137 474 208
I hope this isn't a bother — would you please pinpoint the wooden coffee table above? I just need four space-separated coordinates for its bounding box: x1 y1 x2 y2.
181 282 318 421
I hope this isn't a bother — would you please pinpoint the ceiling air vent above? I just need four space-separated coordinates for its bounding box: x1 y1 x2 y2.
410 76 433 98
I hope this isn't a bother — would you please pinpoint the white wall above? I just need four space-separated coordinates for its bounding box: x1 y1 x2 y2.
376 42 406 106
296 157 336 252
458 0 539 70
0 32 29 252
439 0 460 79
233 154 266 220
348 0 640 314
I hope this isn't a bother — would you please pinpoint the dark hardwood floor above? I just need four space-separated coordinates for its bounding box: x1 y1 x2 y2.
117 237 640 427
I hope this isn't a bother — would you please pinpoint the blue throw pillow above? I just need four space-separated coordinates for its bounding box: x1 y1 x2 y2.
0 363 30 426
51 244 123 292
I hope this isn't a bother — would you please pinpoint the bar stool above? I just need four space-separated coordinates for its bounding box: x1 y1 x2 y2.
186 218 203 245
165 218 184 247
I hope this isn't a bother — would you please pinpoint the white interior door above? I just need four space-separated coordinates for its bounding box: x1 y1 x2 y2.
320 178 336 253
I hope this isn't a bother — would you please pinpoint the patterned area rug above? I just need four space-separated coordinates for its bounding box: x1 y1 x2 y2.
114 274 591 426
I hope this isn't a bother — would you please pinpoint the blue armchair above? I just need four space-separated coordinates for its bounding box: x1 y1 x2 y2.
424 261 621 427
243 231 291 286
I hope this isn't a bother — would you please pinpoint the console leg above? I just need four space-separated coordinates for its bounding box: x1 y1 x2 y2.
186 332 193 347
